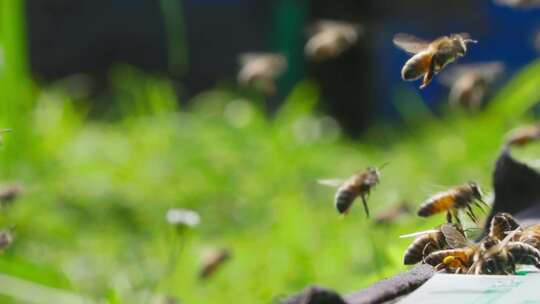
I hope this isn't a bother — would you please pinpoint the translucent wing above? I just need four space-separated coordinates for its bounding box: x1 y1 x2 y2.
317 179 344 188
393 33 430 54
399 229 439 238
441 224 469 248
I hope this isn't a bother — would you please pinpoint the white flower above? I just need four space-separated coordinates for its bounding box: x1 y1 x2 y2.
166 208 200 227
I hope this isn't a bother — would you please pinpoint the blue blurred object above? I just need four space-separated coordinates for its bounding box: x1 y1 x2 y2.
376 1 540 117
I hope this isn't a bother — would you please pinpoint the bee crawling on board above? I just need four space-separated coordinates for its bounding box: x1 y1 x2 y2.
438 62 505 110
416 181 488 224
422 224 476 273
393 33 477 89
318 163 388 218
305 20 363 62
400 223 466 265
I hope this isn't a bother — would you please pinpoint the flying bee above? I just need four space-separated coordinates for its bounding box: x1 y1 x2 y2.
393 33 477 89
0 230 13 251
318 163 387 217
400 223 465 265
505 124 540 147
375 202 411 225
305 20 363 62
489 212 521 241
237 53 287 96
199 248 231 280
494 0 540 9
417 181 487 224
0 184 24 207
439 62 504 110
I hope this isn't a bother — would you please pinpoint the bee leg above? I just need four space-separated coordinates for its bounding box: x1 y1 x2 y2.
422 242 436 259
446 211 453 223
466 205 479 224
474 201 487 214
360 194 370 218
507 253 516 274
435 263 446 272
452 209 461 225
420 59 436 89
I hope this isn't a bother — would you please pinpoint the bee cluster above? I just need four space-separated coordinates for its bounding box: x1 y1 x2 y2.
403 213 540 275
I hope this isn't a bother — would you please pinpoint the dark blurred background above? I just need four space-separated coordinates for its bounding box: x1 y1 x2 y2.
26 0 540 135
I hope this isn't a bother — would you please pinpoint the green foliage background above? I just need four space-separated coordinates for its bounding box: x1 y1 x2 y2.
1 2 540 303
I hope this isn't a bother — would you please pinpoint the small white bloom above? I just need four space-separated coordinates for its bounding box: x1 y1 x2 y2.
166 208 200 227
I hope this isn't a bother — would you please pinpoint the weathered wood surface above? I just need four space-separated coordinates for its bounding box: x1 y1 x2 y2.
283 148 540 304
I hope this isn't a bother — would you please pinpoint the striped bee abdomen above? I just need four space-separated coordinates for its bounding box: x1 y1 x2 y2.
335 187 356 214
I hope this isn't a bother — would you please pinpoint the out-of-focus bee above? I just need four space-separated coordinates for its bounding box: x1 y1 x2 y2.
488 212 521 241
400 223 465 265
0 230 13 251
237 53 287 96
438 62 504 110
0 184 23 207
505 124 540 147
318 164 387 217
375 202 411 225
515 224 540 250
305 20 363 62
393 33 477 89
199 248 231 280
494 0 540 9
417 182 487 224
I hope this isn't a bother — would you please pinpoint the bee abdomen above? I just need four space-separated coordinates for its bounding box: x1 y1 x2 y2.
403 237 433 265
335 188 356 214
401 53 429 81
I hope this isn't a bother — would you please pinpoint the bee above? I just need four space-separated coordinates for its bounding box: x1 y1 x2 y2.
318 164 387 217
489 212 521 241
0 230 13 251
0 184 23 207
237 53 287 96
400 223 465 265
393 33 477 89
199 248 231 280
505 124 540 147
375 202 411 225
515 224 540 250
305 20 363 62
417 181 487 224
439 62 504 110
494 0 540 9
423 224 476 273
469 239 540 275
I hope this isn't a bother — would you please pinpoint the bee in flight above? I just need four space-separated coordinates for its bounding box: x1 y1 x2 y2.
393 33 477 89
237 53 287 96
417 181 487 224
400 223 466 265
439 62 504 110
505 124 540 147
199 248 231 280
305 20 363 62
318 164 387 218
375 202 410 225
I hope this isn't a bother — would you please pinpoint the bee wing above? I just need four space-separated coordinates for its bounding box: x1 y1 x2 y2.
393 33 430 54
441 224 470 248
317 179 345 188
399 229 440 238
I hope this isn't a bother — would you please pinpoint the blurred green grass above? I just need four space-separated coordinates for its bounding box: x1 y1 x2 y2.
2 3 540 304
